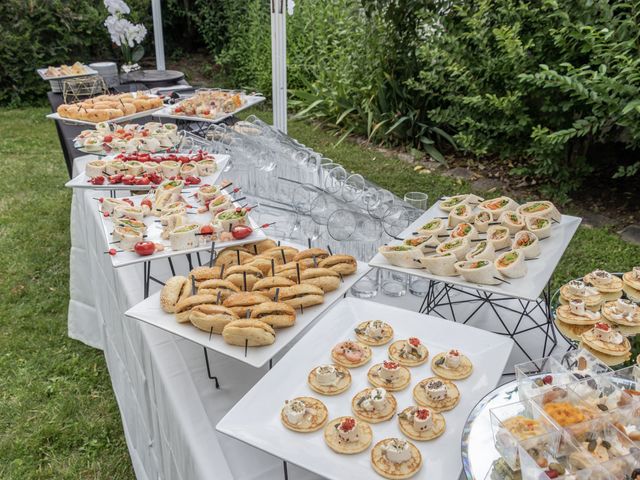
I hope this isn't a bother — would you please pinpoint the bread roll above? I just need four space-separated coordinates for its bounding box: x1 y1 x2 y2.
222 320 276 346
242 239 278 255
197 279 240 301
160 276 191 313
174 294 218 323
223 265 264 291
301 268 340 293
215 248 254 268
252 276 295 296
275 284 324 309
223 292 270 317
318 255 357 275
189 304 238 334
293 248 330 268
189 266 223 285
250 301 296 328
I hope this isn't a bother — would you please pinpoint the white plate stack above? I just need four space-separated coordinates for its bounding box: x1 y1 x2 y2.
89 62 119 87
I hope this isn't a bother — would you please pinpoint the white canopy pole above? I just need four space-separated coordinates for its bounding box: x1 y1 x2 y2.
151 0 166 70
270 0 288 133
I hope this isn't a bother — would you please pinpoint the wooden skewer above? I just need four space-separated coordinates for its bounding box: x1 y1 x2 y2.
493 276 511 284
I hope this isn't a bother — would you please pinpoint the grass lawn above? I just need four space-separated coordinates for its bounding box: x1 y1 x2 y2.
1 106 639 479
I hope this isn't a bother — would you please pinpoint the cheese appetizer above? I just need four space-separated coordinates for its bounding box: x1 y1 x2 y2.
431 349 474 380
281 397 328 433
323 416 372 454
371 438 422 480
413 377 460 412
388 338 429 366
398 406 446 441
367 360 411 392
307 364 351 395
354 320 394 346
351 387 397 423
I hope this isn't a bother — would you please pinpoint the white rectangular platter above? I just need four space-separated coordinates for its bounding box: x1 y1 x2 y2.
152 95 266 123
96 189 266 268
65 155 229 191
369 204 581 302
47 106 165 126
125 254 369 368
37 66 98 81
216 298 514 479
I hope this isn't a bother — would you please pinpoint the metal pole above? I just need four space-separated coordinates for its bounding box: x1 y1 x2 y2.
151 0 166 70
270 0 287 133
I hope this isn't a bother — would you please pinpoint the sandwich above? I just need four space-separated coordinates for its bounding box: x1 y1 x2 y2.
250 301 297 328
197 279 240 300
188 266 223 286
222 319 276 347
223 292 270 317
274 284 324 309
174 294 218 323
242 239 278 255
293 248 330 268
252 276 295 296
275 262 306 282
214 248 254 268
301 268 341 293
259 246 299 265
318 255 357 275
189 304 238 334
223 264 264 291
160 276 191 313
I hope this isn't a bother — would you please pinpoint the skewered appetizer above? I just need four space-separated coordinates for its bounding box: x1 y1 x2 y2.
42 62 90 77
74 122 180 154
169 90 246 119
84 151 217 186
57 92 163 123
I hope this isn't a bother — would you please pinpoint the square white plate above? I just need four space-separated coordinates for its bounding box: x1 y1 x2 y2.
65 155 229 192
125 253 369 368
369 204 581 301
216 298 514 479
96 188 266 268
153 95 266 124
37 66 98 81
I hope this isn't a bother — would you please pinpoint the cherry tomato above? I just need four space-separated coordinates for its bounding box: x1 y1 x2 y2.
103 135 113 143
90 176 105 185
174 107 182 113
122 198 134 206
134 241 155 256
177 155 190 164
122 175 136 185
108 248 117 255
185 176 201 185
200 225 214 235
103 211 110 217
109 174 124 184
149 173 163 184
98 197 104 203
141 198 153 209
137 153 151 162
231 225 253 240
135 177 151 186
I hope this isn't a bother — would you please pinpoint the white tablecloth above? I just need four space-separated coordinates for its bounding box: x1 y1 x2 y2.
67 157 326 479
67 158 561 480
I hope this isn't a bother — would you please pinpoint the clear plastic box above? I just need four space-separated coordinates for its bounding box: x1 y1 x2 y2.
530 386 599 430
516 356 572 402
554 348 613 380
490 399 559 470
567 376 633 420
518 430 612 480
564 419 640 480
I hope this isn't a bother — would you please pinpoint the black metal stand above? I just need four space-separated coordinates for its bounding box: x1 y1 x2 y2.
419 280 558 362
142 260 167 299
202 347 221 389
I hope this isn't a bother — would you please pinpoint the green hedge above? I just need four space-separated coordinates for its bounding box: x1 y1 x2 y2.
212 0 640 197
